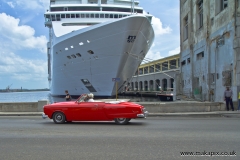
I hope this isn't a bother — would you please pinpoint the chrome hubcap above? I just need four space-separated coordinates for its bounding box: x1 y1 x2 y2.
118 118 126 122
56 114 63 122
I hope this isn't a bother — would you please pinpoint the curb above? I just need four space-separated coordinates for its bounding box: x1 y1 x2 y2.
0 112 239 117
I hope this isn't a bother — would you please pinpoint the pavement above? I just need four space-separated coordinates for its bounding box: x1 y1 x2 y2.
0 111 239 116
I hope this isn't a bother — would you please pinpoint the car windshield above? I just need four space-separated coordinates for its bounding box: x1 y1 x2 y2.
76 94 87 103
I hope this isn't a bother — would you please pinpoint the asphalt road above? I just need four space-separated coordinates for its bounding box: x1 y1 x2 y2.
0 115 239 160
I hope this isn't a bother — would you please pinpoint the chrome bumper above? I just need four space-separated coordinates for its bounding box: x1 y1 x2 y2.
137 111 149 118
42 113 48 119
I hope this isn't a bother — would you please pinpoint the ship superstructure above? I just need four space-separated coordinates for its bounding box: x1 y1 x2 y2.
45 0 155 97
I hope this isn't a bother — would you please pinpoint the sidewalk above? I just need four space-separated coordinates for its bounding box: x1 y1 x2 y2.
0 111 239 116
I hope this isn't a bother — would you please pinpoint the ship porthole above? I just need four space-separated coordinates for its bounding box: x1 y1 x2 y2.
88 50 94 54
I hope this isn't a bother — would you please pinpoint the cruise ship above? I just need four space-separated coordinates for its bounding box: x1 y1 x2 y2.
44 0 155 97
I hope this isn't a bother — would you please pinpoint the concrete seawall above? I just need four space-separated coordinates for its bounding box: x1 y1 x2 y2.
0 100 48 112
137 101 236 113
0 100 238 113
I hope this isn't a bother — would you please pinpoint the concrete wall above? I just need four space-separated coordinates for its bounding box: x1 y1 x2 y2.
0 100 49 112
137 101 238 113
0 100 238 113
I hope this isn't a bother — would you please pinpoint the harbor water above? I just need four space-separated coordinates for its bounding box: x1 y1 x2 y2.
0 91 159 103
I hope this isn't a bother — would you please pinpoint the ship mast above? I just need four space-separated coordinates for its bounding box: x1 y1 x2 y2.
131 0 135 14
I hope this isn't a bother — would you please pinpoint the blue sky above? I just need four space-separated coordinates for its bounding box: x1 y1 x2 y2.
0 0 179 89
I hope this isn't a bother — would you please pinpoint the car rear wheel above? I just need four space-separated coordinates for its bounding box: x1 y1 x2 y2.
53 112 66 124
114 118 131 125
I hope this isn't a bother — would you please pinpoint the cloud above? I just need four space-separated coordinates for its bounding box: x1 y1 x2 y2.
168 46 180 56
151 16 172 36
0 52 47 81
0 13 47 53
142 50 163 64
3 0 49 11
6 2 14 8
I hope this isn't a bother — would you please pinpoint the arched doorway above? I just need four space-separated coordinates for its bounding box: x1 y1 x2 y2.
149 80 154 91
139 81 143 91
155 79 160 91
135 81 138 91
131 82 134 91
170 78 174 91
144 81 148 91
162 79 167 91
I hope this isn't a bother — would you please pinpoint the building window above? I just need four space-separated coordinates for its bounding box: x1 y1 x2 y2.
139 68 143 75
183 15 188 41
197 52 204 60
221 0 228 10
149 65 154 73
216 0 228 14
217 36 225 47
155 63 161 72
170 60 177 69
187 58 190 64
162 62 168 71
197 0 203 29
181 60 186 66
144 67 148 74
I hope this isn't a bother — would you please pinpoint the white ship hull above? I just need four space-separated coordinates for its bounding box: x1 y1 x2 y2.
49 15 154 97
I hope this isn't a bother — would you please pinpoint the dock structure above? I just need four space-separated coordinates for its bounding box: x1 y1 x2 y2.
126 54 180 93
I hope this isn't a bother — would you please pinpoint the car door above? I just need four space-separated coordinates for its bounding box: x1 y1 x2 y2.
72 102 107 121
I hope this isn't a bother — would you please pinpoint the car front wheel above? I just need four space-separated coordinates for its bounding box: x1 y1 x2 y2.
114 118 131 125
53 112 66 124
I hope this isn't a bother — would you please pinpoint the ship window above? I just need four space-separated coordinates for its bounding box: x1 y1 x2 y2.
71 14 75 18
110 14 113 18
102 7 131 12
51 15 56 21
61 14 65 18
90 14 94 18
66 14 70 18
86 14 89 18
105 14 109 18
119 15 122 18
56 14 60 21
114 14 118 18
76 53 81 57
67 56 71 59
123 15 127 17
50 7 64 11
88 50 94 54
81 14 85 18
76 14 80 18
71 54 76 58
95 14 99 18
100 14 104 18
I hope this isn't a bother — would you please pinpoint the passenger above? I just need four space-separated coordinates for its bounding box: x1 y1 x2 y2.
87 93 94 102
65 90 71 101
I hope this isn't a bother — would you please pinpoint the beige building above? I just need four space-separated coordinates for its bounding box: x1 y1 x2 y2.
179 0 240 102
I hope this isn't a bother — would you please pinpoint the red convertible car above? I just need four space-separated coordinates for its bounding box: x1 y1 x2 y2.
42 94 148 125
